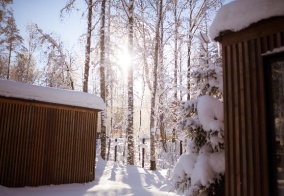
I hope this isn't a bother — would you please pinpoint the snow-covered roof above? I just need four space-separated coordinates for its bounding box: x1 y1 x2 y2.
0 79 105 110
209 0 284 40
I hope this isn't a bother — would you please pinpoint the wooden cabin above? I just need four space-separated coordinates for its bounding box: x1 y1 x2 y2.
0 80 105 187
210 1 284 195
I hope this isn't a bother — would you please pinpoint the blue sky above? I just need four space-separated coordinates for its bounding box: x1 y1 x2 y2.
11 0 86 48
11 0 233 49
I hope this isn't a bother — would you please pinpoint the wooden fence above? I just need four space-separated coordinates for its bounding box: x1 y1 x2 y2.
219 17 284 196
0 97 98 187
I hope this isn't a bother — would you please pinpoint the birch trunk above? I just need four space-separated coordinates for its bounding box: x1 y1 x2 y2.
150 0 163 171
127 0 134 165
82 0 93 92
100 0 107 160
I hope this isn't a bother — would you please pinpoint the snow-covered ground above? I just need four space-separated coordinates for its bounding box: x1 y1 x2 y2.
0 156 177 196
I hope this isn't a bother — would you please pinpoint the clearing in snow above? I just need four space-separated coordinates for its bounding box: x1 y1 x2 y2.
0 156 177 196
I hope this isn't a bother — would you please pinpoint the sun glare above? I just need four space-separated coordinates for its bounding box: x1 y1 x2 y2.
117 46 131 74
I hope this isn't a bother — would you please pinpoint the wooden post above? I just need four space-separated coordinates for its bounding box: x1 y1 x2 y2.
180 140 182 155
142 138 145 168
114 138 117 162
138 138 140 162
107 137 111 161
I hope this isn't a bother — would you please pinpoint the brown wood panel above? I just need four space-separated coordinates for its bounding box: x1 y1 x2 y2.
238 41 248 196
219 17 284 45
0 96 99 187
67 110 74 183
250 39 262 196
232 43 242 196
10 104 20 186
256 37 269 196
226 44 236 196
276 32 282 48
242 40 252 196
220 17 284 196
223 45 229 196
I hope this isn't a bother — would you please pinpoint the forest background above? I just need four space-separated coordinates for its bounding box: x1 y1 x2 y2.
0 0 229 170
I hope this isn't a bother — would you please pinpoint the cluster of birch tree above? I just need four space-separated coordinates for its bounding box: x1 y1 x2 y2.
0 0 223 169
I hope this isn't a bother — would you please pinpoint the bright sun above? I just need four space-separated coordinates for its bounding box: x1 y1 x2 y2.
117 46 131 74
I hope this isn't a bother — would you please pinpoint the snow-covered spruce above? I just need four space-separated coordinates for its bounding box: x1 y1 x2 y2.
197 95 224 133
170 95 225 195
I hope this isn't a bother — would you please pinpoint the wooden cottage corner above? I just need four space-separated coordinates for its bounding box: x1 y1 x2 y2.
215 16 284 196
0 80 105 187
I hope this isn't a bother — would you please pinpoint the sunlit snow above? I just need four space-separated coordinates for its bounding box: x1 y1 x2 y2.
209 0 284 40
0 156 177 196
0 79 105 110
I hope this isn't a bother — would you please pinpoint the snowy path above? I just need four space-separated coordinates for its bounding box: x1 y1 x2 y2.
0 157 177 196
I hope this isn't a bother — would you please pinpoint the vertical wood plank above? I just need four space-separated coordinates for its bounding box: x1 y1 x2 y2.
251 39 262 196
0 98 98 187
223 45 229 196
256 38 269 196
228 45 236 196
233 43 242 196
238 41 248 196
243 40 254 196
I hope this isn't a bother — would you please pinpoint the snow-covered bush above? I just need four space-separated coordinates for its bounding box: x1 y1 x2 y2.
171 95 224 195
168 35 224 195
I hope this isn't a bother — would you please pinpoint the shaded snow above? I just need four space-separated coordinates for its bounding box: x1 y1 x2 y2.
0 79 105 110
0 156 177 196
191 148 225 187
171 153 197 183
209 0 284 40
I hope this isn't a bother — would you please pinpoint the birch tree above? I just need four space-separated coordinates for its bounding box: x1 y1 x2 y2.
157 1 167 152
82 0 93 92
0 6 23 80
121 0 135 165
61 0 98 92
149 0 163 170
186 0 221 100
100 0 107 160
27 24 76 89
10 48 38 83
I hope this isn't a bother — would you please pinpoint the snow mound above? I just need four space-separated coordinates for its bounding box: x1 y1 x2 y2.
191 148 225 187
0 79 105 110
171 153 197 183
209 0 284 40
186 138 197 154
197 95 223 132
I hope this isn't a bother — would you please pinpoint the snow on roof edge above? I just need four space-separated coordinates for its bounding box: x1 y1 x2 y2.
0 79 105 111
262 46 284 56
209 0 284 41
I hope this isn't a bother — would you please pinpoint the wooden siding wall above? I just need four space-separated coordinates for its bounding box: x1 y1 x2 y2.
0 97 98 187
221 17 284 196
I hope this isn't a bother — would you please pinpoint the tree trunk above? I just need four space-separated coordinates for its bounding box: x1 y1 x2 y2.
159 113 167 152
83 0 93 92
127 0 134 165
158 9 167 152
150 0 163 171
173 0 178 100
100 0 107 160
187 36 192 100
7 43 12 80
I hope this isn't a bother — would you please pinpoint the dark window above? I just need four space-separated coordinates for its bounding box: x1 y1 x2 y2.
265 52 284 196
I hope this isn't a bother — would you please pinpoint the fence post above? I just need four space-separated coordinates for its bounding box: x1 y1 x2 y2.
107 137 111 161
142 138 145 168
114 138 117 162
180 140 183 155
